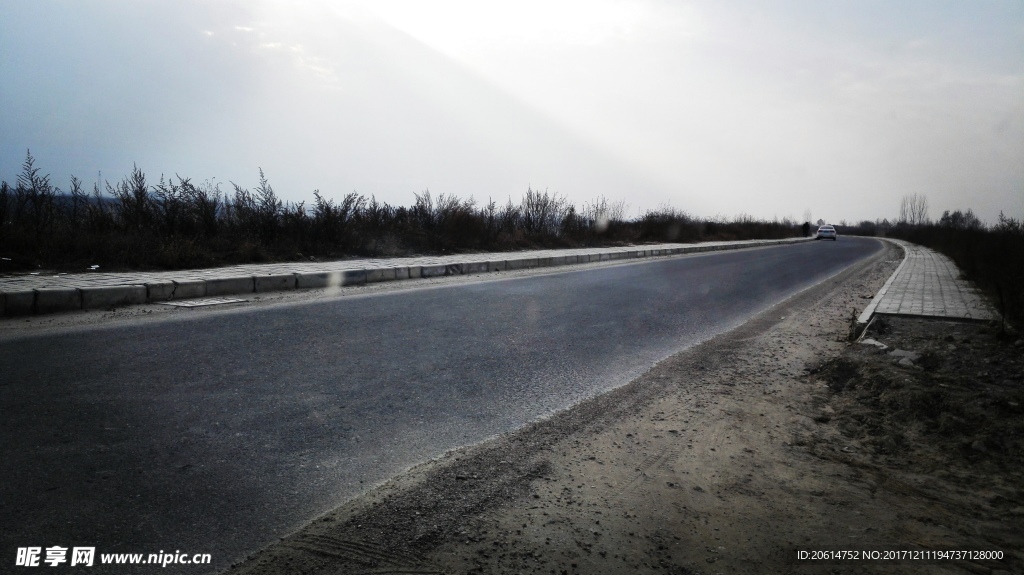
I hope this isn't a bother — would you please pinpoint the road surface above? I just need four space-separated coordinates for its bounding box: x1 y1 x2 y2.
0 238 882 573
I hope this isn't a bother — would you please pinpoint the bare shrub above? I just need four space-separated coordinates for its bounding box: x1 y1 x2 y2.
109 165 154 233
899 193 930 225
1 153 820 272
521 186 570 236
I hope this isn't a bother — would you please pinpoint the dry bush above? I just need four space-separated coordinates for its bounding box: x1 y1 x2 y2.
0 152 810 272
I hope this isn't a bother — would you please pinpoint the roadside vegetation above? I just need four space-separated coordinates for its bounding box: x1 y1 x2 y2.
839 201 1024 327
0 152 799 273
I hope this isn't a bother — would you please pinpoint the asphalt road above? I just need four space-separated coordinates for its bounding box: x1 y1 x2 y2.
0 238 882 573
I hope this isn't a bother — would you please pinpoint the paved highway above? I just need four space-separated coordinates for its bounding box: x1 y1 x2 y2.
0 238 882 573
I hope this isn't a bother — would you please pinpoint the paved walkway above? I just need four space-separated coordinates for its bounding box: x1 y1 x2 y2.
859 239 998 324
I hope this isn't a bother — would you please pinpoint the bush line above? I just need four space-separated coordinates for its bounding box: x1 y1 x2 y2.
0 151 801 273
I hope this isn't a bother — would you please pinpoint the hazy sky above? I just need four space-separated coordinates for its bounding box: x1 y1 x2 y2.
2 1 1022 224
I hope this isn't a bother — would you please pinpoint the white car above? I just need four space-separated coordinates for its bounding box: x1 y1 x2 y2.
816 225 837 240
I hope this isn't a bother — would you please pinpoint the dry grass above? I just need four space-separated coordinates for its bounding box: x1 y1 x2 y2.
1 152 801 273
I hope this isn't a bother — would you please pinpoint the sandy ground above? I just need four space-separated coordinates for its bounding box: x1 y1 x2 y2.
217 240 1021 574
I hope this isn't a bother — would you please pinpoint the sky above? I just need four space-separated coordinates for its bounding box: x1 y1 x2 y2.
1 0 1022 224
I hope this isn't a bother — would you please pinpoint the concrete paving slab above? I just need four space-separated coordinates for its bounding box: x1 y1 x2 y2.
857 239 997 334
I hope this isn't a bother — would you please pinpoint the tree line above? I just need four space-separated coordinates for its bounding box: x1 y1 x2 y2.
840 194 1024 327
0 151 799 272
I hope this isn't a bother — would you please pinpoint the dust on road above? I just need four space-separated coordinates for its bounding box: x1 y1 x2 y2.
225 240 1021 574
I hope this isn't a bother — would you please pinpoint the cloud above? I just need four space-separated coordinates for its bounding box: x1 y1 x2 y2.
1 0 1020 223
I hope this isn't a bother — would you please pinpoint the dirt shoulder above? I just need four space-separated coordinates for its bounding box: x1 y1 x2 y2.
224 240 1022 575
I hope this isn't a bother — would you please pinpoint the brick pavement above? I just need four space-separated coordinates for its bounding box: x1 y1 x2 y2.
860 239 998 324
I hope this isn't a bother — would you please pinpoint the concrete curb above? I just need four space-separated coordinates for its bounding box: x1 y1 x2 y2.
853 238 908 339
81 285 147 310
2 237 812 318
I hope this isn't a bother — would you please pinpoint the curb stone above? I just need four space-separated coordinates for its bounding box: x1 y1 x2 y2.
854 237 998 340
173 280 207 299
855 239 909 338
81 285 147 310
35 288 82 315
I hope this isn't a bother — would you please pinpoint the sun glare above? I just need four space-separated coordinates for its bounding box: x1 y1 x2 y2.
350 0 660 57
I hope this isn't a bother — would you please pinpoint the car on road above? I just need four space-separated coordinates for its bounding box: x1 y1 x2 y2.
816 225 837 241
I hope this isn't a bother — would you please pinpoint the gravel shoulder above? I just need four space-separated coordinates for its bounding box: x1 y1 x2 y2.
223 240 1021 575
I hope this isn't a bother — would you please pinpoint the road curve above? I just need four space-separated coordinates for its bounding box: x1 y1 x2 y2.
0 238 882 573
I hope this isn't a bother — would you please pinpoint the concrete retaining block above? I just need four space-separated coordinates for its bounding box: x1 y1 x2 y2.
146 281 176 301
393 267 410 280
296 271 338 289
205 276 254 296
172 280 206 299
295 270 366 289
365 268 396 283
254 274 297 292
487 260 507 272
506 258 539 270
81 285 146 309
420 264 447 278
2 291 34 316
342 270 367 285
444 263 463 276
407 266 422 279
536 257 554 267
461 261 489 274
35 288 81 314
